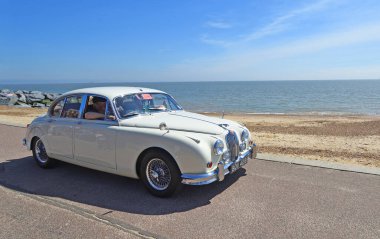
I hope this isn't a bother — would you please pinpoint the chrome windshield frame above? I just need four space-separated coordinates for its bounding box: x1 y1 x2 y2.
112 92 183 119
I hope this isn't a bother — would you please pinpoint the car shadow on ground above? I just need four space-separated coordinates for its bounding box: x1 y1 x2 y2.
0 156 246 215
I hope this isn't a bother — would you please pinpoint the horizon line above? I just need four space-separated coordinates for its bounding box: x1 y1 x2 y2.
1 78 380 85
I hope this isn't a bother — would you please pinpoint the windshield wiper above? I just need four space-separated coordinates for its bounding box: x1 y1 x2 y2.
122 111 140 118
148 107 167 112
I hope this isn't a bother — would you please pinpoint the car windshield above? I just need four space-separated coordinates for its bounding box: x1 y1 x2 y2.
114 93 183 118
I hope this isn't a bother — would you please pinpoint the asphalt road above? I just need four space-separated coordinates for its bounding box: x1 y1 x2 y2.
0 124 379 239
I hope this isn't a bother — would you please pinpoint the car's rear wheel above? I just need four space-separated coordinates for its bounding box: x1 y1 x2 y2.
32 137 56 168
140 150 181 197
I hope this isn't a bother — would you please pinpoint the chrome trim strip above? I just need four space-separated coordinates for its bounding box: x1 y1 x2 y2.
181 143 257 185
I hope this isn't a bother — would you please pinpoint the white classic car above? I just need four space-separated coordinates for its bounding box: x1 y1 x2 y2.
23 87 257 197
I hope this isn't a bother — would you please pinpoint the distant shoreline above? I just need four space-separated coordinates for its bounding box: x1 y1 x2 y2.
2 80 379 115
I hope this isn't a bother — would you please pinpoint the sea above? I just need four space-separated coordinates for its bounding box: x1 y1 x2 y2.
1 80 379 115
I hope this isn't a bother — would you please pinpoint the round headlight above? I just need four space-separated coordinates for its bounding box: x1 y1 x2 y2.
213 139 224 155
241 129 249 142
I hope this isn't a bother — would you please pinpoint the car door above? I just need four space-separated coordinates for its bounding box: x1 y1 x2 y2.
45 95 83 159
73 95 118 169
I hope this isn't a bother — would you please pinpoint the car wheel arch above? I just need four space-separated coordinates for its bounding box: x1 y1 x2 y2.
31 136 40 149
135 147 180 178
28 125 45 149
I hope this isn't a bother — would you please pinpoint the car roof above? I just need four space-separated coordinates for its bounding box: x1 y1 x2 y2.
63 86 166 99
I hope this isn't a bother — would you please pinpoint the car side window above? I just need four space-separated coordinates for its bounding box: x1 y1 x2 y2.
84 95 107 120
51 98 65 117
61 95 82 119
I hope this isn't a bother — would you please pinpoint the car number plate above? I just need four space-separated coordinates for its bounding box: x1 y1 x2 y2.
229 156 248 174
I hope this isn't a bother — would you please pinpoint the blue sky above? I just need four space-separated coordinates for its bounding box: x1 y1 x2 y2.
1 0 380 83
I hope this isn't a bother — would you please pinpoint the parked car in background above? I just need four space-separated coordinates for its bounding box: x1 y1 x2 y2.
23 87 257 197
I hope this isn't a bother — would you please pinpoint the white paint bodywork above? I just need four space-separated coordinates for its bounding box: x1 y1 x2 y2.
24 87 251 179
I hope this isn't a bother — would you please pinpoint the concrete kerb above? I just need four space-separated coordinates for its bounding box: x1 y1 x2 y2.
257 153 380 176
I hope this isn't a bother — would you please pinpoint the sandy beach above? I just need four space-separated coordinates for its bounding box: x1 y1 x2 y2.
207 113 380 167
1 105 379 167
0 105 47 126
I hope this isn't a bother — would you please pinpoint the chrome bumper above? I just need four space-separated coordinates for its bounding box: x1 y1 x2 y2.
181 143 257 185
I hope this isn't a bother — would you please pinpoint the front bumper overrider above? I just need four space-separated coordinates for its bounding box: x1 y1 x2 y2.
181 143 257 185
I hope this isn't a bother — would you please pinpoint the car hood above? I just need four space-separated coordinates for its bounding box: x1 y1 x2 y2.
119 111 245 135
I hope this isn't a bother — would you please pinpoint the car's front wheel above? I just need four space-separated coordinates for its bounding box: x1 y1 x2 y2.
32 137 56 168
140 150 181 197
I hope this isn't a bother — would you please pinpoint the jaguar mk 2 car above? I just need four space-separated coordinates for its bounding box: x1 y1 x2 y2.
23 87 257 197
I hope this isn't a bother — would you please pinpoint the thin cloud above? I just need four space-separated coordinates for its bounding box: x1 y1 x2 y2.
201 0 336 47
244 0 334 41
205 21 232 29
254 23 380 59
172 22 380 81
200 34 231 47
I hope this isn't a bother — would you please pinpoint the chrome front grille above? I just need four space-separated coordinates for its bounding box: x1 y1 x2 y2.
225 130 239 162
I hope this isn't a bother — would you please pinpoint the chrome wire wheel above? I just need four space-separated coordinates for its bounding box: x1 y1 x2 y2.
35 139 48 164
146 158 172 191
